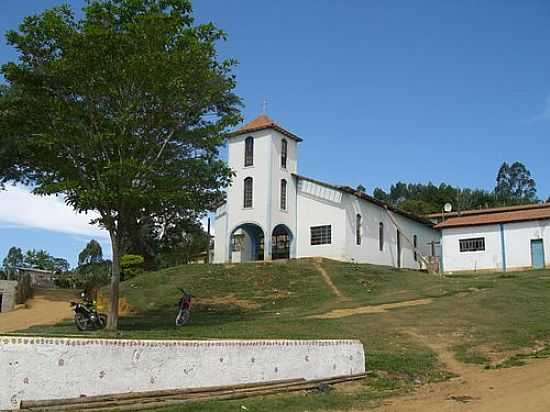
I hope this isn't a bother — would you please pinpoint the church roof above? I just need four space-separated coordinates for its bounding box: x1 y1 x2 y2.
294 174 434 226
231 114 303 142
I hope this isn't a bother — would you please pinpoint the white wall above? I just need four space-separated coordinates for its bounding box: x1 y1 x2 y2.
441 224 503 273
269 131 298 257
296 183 347 260
441 219 550 273
342 194 439 269
505 220 550 269
0 336 365 410
0 281 17 313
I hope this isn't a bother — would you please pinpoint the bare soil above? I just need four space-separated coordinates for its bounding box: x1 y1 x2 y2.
196 293 260 309
313 258 345 298
370 329 550 412
0 289 75 333
310 299 433 319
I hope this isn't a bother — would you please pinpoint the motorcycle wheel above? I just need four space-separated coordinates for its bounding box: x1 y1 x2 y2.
75 313 91 331
97 314 107 330
175 309 190 326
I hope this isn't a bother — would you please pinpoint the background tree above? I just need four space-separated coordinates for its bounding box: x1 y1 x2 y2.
78 240 104 266
495 161 537 204
2 246 24 280
0 0 240 330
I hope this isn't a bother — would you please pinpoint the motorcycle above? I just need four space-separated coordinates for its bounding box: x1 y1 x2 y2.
176 288 193 327
70 291 107 331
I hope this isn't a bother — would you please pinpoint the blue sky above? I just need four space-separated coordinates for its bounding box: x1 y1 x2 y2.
1 0 549 266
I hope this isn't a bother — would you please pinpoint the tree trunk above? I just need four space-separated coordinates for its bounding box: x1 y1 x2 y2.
107 232 121 331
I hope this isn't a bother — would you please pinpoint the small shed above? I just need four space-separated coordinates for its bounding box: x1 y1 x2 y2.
16 267 56 288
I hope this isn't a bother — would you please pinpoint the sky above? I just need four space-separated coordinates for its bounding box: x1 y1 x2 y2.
1 0 549 266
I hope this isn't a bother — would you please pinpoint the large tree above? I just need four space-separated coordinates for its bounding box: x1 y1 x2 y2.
2 246 24 280
0 0 240 329
495 161 537 204
78 240 104 266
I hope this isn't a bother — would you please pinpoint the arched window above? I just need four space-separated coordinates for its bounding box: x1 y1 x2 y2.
379 222 384 251
243 177 253 208
413 235 418 262
244 136 254 167
356 214 362 245
281 139 288 168
280 179 287 210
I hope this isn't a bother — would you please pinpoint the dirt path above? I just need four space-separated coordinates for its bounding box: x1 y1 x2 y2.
371 329 550 412
310 299 433 319
0 289 75 333
313 258 345 299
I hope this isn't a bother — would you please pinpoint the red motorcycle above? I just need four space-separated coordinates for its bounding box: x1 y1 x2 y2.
176 288 192 326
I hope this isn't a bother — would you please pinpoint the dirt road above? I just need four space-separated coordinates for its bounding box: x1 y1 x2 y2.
0 289 75 333
373 330 550 412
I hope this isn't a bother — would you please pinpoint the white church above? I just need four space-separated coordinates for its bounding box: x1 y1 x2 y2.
213 114 440 269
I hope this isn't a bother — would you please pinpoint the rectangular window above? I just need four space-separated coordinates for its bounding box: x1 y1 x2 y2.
459 237 485 252
310 225 331 245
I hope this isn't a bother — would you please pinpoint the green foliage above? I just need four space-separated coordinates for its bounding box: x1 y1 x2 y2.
0 0 242 328
372 160 539 215
495 161 538 204
78 239 103 266
72 261 112 290
23 249 70 272
121 254 145 280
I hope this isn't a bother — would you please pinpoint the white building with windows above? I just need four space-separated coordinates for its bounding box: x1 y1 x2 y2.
213 114 440 268
434 204 550 273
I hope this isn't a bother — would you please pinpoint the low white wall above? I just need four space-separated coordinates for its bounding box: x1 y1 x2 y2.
0 336 365 410
0 281 17 313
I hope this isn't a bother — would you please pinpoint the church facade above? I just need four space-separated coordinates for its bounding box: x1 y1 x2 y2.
213 114 440 269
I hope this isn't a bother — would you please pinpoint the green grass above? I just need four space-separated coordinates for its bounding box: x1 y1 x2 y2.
19 259 550 411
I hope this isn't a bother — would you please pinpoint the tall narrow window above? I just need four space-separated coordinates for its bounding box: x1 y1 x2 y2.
243 177 253 208
379 222 384 251
280 179 287 210
244 136 254 167
356 214 362 245
413 235 418 261
281 139 288 168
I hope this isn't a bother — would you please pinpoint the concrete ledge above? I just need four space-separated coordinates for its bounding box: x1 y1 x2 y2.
0 336 365 410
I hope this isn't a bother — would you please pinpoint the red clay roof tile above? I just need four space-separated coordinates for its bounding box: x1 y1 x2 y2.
435 203 550 229
231 114 303 142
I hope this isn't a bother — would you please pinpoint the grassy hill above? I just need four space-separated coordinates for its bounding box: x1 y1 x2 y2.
20 258 550 411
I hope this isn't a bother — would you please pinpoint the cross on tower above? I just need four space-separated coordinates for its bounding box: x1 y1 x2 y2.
262 98 268 114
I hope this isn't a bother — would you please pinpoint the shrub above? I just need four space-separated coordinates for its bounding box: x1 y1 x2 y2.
121 255 144 280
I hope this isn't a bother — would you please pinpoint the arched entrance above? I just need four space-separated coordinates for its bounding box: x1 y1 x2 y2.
230 223 265 263
272 224 292 260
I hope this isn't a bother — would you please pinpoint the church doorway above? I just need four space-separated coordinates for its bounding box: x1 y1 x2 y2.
272 224 292 260
230 223 265 262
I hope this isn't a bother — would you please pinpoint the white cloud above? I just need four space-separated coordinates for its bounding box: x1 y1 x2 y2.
0 185 109 239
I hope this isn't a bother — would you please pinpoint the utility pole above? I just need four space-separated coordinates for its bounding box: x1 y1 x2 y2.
206 217 211 264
